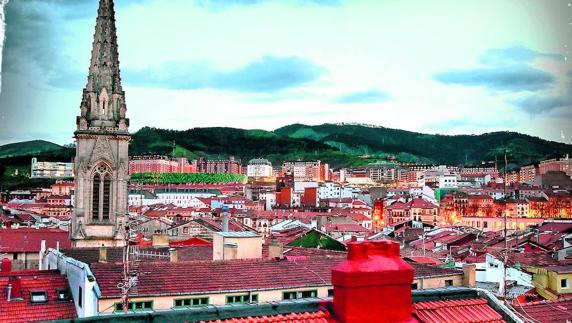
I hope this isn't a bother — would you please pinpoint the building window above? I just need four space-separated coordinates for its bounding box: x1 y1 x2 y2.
92 164 112 221
30 291 47 303
226 293 258 304
328 289 334 297
92 175 100 220
102 175 111 221
411 283 418 290
78 286 83 308
283 290 318 300
562 278 569 289
445 279 454 287
115 300 153 312
173 297 209 308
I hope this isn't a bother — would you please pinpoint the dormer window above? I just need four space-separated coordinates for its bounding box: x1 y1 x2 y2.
30 291 48 303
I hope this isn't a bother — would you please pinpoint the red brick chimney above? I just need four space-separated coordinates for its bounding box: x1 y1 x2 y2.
332 240 416 323
1 258 11 272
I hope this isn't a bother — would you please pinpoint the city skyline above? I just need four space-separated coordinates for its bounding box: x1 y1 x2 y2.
0 0 571 145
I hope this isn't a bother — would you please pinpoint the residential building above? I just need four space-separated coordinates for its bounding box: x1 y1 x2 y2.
529 265 572 300
365 163 402 183
30 158 74 178
51 181 74 195
247 158 273 178
386 198 440 225
539 157 572 177
282 160 328 182
129 155 196 174
41 238 521 322
520 165 539 184
0 227 71 270
197 156 242 174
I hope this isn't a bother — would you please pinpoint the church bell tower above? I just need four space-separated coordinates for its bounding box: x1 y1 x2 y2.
71 0 130 247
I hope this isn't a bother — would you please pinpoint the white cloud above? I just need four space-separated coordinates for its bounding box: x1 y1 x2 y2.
1 0 571 144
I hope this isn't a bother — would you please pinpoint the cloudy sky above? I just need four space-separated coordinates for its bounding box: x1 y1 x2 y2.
0 0 571 145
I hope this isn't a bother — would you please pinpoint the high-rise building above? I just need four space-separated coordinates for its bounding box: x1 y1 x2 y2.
71 0 130 247
197 156 242 174
539 157 572 177
129 156 196 174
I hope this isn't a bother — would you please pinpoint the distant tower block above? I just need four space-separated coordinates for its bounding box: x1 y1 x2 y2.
71 0 130 247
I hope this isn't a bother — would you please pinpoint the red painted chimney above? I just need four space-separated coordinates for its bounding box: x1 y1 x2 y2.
8 276 23 300
1 258 11 272
332 240 416 323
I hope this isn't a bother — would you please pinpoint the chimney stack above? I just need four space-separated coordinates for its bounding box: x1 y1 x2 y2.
268 239 284 259
152 234 170 247
8 276 22 300
39 240 47 270
169 248 178 263
222 207 229 232
99 246 108 263
1 258 12 272
332 240 416 323
463 263 476 288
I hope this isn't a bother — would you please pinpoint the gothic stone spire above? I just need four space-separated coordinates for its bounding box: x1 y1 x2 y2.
76 0 128 132
72 0 130 247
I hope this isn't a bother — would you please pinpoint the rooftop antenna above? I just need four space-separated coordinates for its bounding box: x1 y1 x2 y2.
501 149 509 300
118 214 139 314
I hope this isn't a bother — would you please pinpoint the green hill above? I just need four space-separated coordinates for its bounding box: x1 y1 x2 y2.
0 140 63 159
275 123 572 168
1 123 571 190
130 126 365 166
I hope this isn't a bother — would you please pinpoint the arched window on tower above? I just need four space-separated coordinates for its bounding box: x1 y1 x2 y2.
103 174 111 221
92 164 112 221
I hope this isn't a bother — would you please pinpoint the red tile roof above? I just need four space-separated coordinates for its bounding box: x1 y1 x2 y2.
0 270 77 322
324 223 369 233
514 297 572 322
269 227 313 245
89 252 460 299
405 256 444 266
199 310 331 323
414 298 505 323
409 198 438 209
196 217 255 233
169 237 213 247
0 227 71 253
60 245 213 264
538 222 572 234
91 258 337 298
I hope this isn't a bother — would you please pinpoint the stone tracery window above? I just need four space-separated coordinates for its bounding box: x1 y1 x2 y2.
92 163 112 221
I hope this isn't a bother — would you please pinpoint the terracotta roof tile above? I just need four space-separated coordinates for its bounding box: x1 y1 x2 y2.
92 258 336 298
0 270 77 322
0 228 71 253
414 298 505 323
60 245 213 264
515 297 572 322
199 310 331 323
89 248 461 299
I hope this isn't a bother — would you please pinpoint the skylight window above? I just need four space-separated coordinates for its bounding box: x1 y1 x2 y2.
58 289 71 300
30 291 47 303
